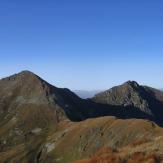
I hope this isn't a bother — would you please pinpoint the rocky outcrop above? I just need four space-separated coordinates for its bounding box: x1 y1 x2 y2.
92 81 163 125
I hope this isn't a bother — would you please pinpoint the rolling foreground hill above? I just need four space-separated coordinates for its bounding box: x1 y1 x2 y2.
0 71 163 163
1 116 163 163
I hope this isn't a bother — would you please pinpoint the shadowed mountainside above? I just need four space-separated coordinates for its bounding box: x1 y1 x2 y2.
0 70 92 124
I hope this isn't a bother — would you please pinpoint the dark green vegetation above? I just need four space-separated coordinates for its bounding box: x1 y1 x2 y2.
0 71 163 163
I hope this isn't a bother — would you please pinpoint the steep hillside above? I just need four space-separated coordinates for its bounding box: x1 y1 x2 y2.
0 70 91 158
0 70 90 124
1 116 163 163
31 116 163 163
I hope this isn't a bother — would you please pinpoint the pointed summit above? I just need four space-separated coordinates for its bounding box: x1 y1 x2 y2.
0 71 88 133
92 81 142 107
92 81 163 124
1 70 40 83
17 70 38 78
124 80 139 87
18 70 35 75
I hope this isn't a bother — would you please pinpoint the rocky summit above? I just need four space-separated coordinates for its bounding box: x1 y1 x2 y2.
0 71 163 163
0 70 90 124
92 80 163 125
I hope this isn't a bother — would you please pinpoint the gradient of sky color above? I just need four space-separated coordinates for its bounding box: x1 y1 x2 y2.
0 0 163 90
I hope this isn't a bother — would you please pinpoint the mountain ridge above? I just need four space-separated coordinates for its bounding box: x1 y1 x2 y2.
92 80 163 125
0 71 163 163
1 71 163 125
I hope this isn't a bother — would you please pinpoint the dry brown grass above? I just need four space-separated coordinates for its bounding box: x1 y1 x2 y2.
74 146 163 163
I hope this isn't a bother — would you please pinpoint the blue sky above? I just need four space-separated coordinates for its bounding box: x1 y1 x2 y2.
0 0 163 90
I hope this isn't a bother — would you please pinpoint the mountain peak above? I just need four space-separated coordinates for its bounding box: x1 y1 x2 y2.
0 71 89 125
16 70 38 78
19 70 35 75
1 70 41 83
92 81 163 125
124 80 139 87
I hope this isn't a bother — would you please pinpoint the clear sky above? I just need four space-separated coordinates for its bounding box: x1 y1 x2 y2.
0 0 163 90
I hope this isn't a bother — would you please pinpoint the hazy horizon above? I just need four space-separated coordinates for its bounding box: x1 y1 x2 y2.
0 0 163 90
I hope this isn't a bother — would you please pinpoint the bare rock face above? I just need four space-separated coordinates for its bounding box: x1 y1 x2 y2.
92 81 163 125
92 81 150 112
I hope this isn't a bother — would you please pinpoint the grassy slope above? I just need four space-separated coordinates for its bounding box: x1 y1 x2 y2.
38 116 163 163
1 116 163 163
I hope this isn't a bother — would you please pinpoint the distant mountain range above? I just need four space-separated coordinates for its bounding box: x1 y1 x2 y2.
0 71 163 163
73 90 102 99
